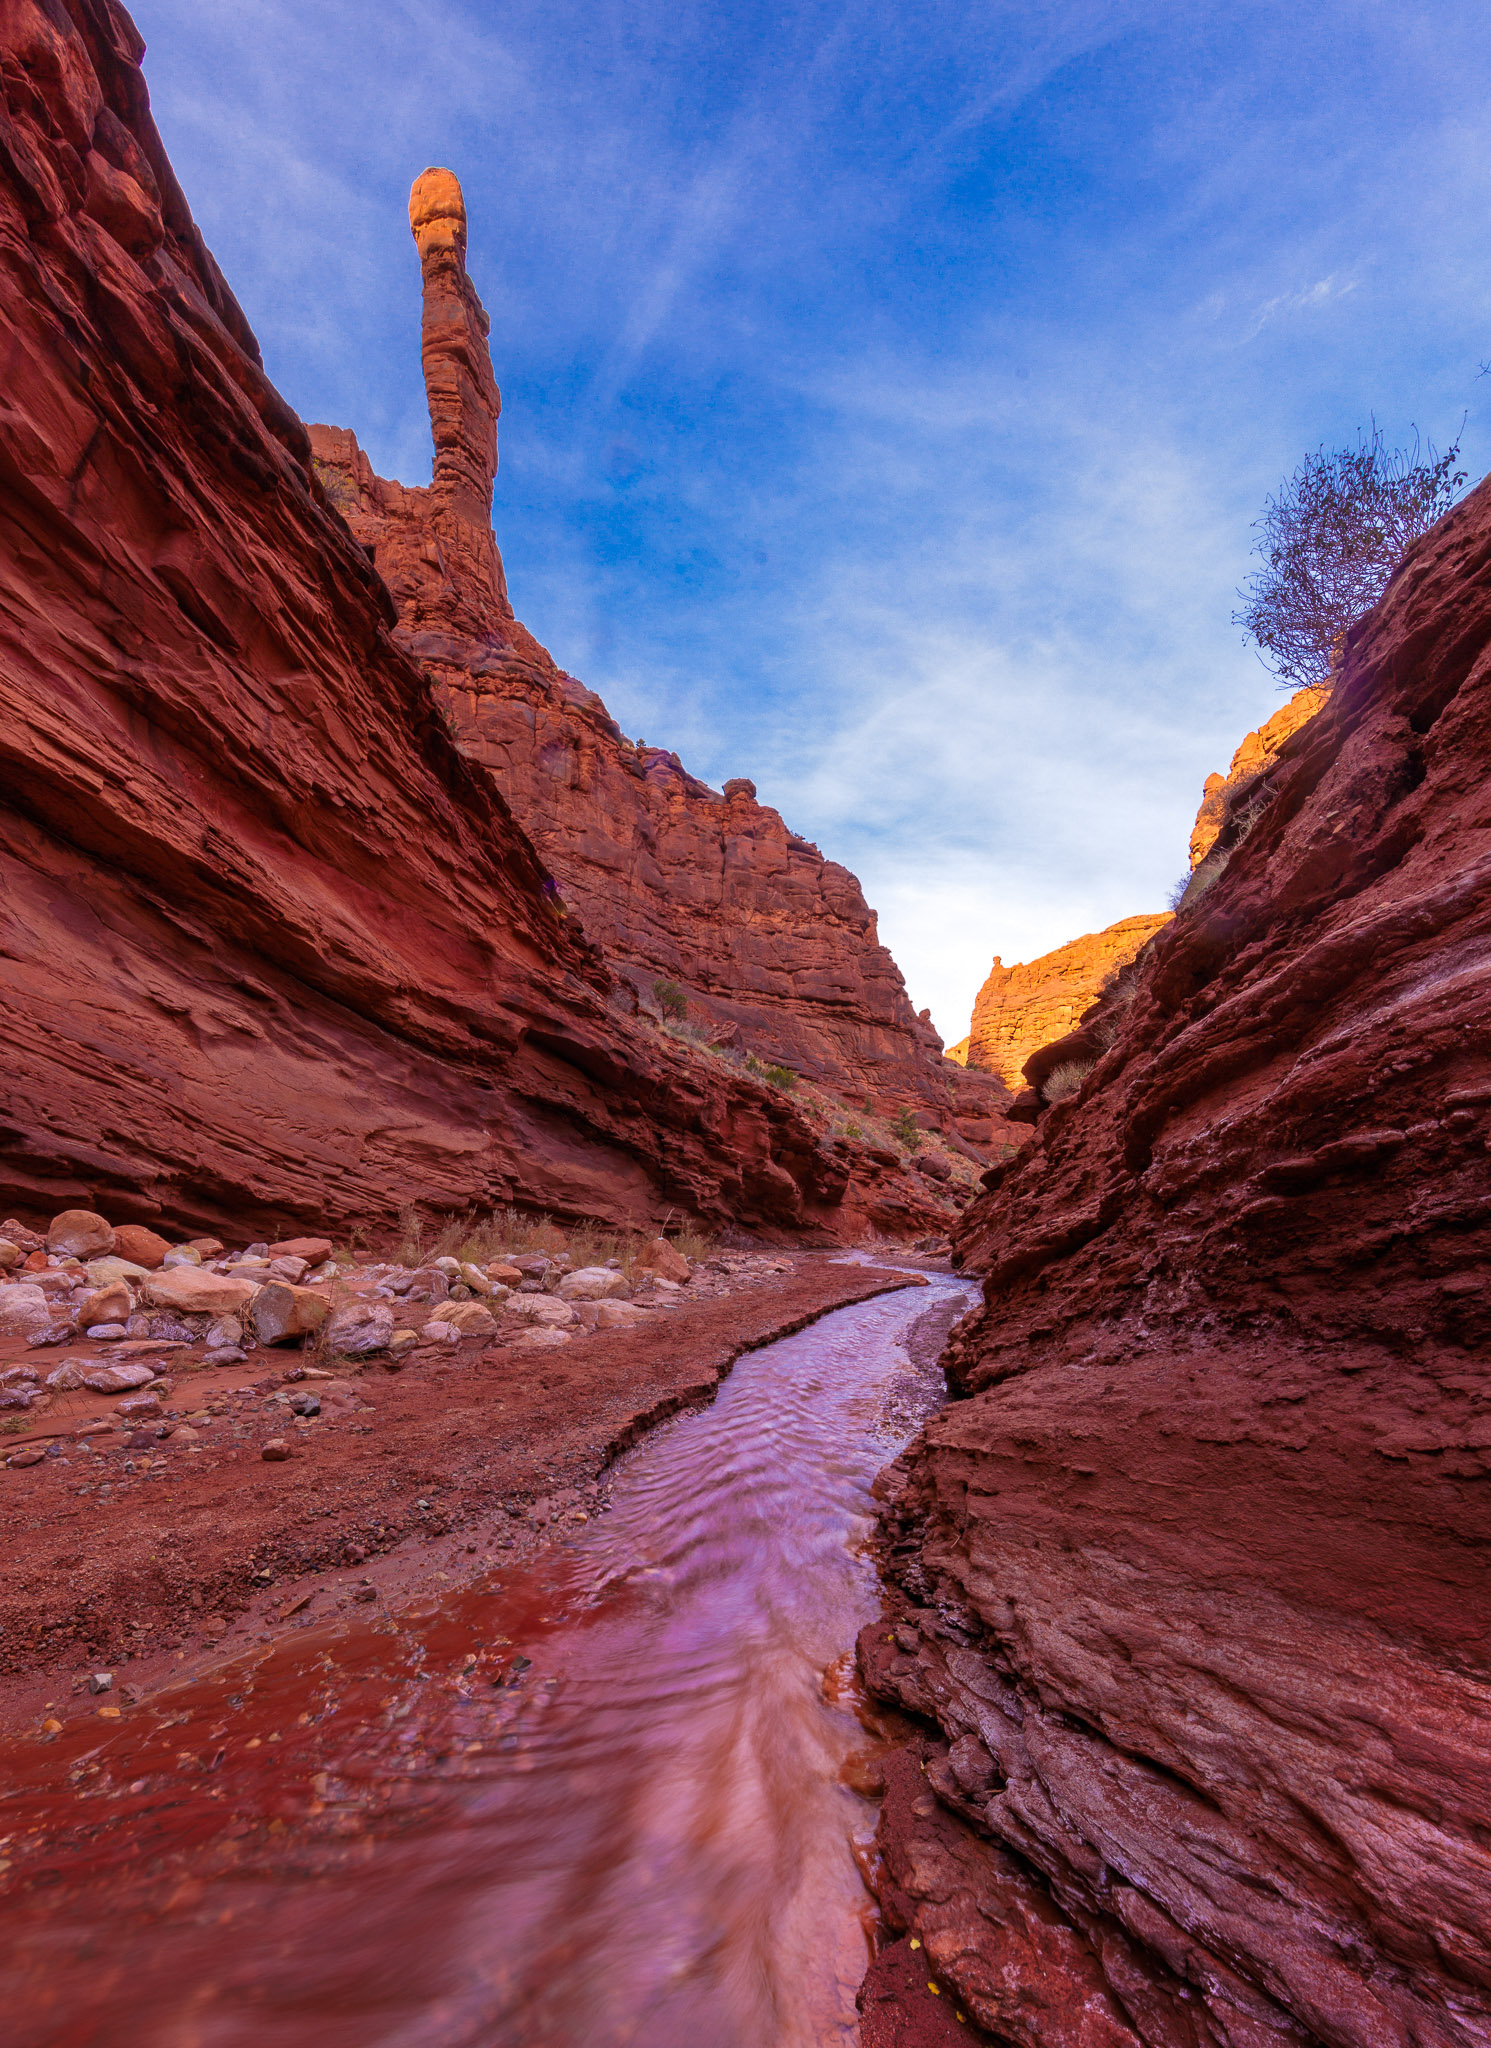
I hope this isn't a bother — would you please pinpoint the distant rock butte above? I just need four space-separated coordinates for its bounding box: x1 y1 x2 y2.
0 16 954 1243
309 172 1010 1155
964 914 1170 1089
1189 682 1329 867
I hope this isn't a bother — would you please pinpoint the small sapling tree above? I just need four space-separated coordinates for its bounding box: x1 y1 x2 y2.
1234 425 1466 690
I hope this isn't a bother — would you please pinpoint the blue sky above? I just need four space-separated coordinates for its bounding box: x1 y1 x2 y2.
130 0 1491 1040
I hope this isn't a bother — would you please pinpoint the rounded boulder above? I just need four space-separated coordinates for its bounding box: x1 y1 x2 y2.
46 1210 115 1259
110 1225 171 1269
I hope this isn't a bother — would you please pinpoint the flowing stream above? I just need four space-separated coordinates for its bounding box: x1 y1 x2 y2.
0 1267 973 2048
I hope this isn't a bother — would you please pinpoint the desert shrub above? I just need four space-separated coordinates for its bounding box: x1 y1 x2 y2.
891 1107 923 1151
311 458 357 514
1234 425 1466 689
1169 849 1231 913
745 1054 798 1090
671 1224 716 1264
652 978 689 1021
1043 1059 1095 1103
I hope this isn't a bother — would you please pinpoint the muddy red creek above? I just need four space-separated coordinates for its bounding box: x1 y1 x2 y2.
0 1269 973 2046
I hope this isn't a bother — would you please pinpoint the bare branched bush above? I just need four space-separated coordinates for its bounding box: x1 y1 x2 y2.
1234 424 1466 689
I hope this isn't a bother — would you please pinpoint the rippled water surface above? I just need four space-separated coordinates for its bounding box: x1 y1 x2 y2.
0 1271 971 2048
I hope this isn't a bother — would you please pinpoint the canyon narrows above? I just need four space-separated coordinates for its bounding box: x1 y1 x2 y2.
1 5 1489 2048
860 480 1491 2044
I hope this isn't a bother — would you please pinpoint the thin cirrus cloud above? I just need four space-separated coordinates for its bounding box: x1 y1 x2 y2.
127 0 1491 1040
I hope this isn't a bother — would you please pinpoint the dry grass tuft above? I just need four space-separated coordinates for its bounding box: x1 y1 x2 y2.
1043 1059 1095 1103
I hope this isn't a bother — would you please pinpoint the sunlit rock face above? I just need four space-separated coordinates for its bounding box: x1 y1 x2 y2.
1190 682 1330 869
309 173 996 1147
866 482 1491 2045
964 914 1170 1089
0 8 927 1242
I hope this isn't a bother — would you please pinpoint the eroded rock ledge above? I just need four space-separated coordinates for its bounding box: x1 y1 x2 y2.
860 472 1491 2043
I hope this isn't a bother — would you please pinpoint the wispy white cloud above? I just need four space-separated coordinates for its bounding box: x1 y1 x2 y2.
129 0 1491 1040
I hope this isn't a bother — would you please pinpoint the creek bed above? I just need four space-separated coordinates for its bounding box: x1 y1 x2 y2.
0 1268 973 2047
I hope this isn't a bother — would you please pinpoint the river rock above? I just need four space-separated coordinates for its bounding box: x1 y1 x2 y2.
326 1304 394 1356
0 1240 20 1270
45 1210 114 1258
594 1300 650 1329
82 1281 133 1327
505 1295 577 1329
205 1316 243 1348
0 1286 52 1339
110 1225 171 1269
6 1445 47 1468
556 1266 632 1302
443 1301 497 1336
486 1263 524 1288
47 1358 156 1393
268 1237 334 1264
143 1267 258 1315
457 1262 493 1294
251 1282 330 1345
419 1321 461 1344
634 1237 691 1285
512 1325 573 1350
85 1256 149 1286
161 1246 202 1267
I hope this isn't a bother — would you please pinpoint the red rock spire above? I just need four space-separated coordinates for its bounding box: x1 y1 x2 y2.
408 167 509 608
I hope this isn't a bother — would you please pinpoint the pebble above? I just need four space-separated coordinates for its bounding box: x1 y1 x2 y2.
87 1671 113 1695
85 1322 128 1340
261 1439 293 1462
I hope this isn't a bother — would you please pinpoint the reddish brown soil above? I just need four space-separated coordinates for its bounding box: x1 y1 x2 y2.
0 1257 923 1740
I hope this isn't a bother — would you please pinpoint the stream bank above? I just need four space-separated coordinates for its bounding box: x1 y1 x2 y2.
0 1265 979 2046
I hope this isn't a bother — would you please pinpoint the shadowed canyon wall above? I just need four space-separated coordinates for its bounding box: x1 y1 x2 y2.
861 476 1491 2042
308 173 1008 1153
0 1 958 1243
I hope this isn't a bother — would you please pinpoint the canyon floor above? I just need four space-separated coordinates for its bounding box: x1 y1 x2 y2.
0 1246 934 1745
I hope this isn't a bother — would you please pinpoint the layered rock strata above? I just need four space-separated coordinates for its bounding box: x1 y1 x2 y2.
862 480 1491 2041
964 914 1169 1089
309 176 990 1139
0 1 950 1242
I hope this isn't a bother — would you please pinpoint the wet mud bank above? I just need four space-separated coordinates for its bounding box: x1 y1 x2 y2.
0 1266 977 2047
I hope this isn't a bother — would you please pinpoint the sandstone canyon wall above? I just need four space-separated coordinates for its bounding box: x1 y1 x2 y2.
1189 682 1329 869
308 174 1004 1150
965 914 1170 1089
860 476 1491 2041
0 0 956 1242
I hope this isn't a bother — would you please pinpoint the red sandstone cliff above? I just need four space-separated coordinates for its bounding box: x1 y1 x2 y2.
1189 682 1329 868
0 2 953 1243
308 173 1000 1148
860 476 1491 2041
964 914 1170 1089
